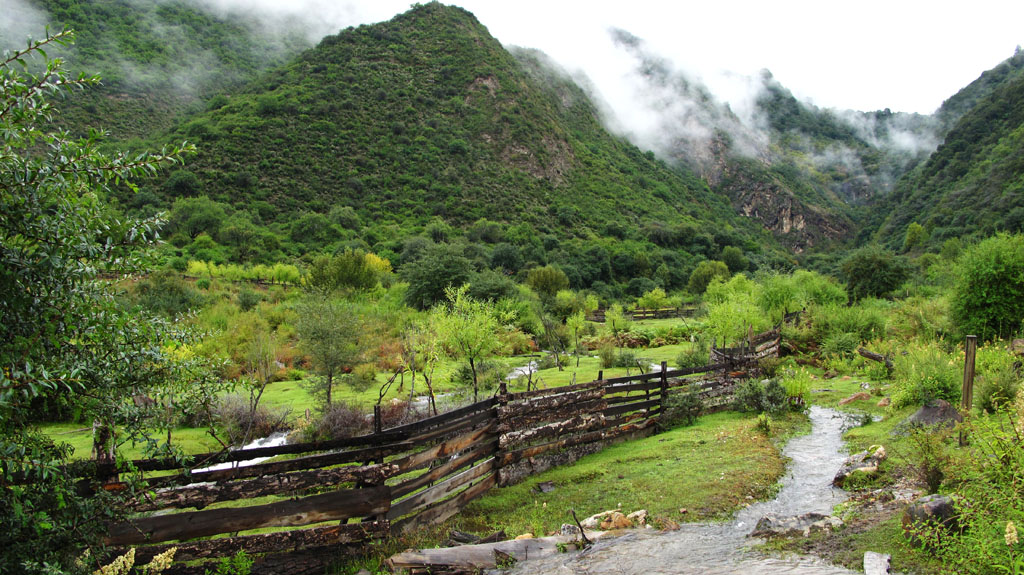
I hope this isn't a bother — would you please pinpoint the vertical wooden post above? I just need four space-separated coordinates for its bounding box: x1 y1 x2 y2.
659 361 669 417
597 370 603 382
373 404 382 435
960 335 977 446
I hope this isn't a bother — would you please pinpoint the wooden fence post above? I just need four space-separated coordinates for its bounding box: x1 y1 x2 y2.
597 370 603 382
659 361 668 416
960 335 977 446
373 405 382 435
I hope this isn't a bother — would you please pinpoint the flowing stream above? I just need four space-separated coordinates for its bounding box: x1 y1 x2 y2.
508 406 860 575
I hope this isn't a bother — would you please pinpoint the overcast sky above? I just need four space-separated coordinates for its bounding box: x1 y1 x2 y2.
229 0 1024 116
7 0 1024 116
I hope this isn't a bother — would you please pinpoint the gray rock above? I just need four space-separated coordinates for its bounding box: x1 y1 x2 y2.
750 512 843 538
864 551 891 575
833 445 886 488
902 494 959 546
905 399 963 430
560 523 581 536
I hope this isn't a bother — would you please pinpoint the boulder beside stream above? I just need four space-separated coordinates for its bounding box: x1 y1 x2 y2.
750 512 843 538
833 445 886 487
902 494 959 546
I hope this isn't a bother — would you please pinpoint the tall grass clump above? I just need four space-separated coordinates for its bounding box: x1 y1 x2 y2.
890 342 961 409
812 300 887 344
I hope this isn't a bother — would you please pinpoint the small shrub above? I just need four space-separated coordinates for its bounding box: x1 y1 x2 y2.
821 332 860 358
304 401 370 442
755 413 772 435
237 289 261 312
758 356 782 379
662 388 703 427
890 343 960 409
613 349 637 369
676 347 708 370
217 395 291 445
205 551 253 575
734 379 766 413
196 277 211 290
598 344 617 369
905 427 952 494
764 379 789 412
976 365 1022 414
734 379 788 414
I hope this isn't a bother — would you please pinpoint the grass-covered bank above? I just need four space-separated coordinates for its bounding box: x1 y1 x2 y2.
453 411 808 538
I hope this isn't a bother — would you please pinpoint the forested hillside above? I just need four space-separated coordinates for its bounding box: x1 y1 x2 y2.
869 50 1024 250
22 0 308 139
108 3 784 294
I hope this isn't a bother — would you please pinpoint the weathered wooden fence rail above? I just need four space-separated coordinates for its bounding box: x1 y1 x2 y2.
587 306 700 322
85 329 780 573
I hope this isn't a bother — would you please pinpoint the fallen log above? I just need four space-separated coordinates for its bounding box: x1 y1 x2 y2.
857 347 893 374
386 532 609 573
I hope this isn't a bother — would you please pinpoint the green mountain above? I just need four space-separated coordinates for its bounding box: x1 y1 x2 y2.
103 2 783 290
19 0 308 140
869 50 1024 250
606 31 935 253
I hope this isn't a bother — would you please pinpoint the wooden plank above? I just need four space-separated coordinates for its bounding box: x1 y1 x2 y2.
387 398 497 438
404 410 495 446
602 398 660 418
388 459 495 519
390 423 495 475
143 441 415 488
498 413 605 450
505 380 602 401
599 371 663 385
394 473 496 534
498 388 604 420
605 393 661 406
105 485 391 545
132 463 398 512
499 418 657 468
391 438 498 500
122 521 389 563
498 399 608 431
604 380 663 394
86 399 498 477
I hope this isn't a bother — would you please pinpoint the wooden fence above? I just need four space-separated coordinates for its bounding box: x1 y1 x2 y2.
587 306 700 322
82 330 780 574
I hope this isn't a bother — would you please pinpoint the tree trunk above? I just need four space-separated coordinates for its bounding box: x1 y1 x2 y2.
470 357 478 402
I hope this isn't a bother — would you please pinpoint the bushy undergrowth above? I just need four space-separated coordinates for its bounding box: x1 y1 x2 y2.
917 403 1024 574
217 395 291 445
812 301 888 344
890 343 961 409
734 378 790 414
302 401 370 441
661 388 703 428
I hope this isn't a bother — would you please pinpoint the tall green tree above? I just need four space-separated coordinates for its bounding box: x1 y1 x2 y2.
951 233 1024 340
295 296 366 407
0 31 213 573
434 286 513 402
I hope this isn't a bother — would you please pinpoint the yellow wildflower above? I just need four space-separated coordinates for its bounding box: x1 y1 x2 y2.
1007 521 1019 547
94 548 134 575
140 547 177 574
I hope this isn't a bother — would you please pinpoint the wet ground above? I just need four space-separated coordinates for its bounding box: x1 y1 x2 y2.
507 406 860 575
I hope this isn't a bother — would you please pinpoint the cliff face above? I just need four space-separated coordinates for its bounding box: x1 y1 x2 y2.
728 178 850 253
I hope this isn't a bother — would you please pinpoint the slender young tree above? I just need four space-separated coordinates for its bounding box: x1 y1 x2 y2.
434 286 514 402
